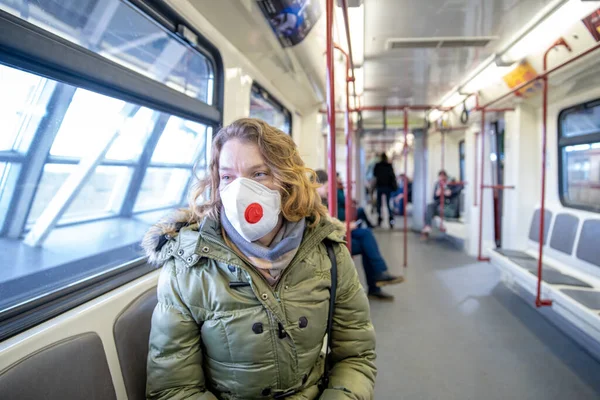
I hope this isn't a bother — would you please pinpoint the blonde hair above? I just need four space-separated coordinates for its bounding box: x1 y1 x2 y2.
189 118 328 227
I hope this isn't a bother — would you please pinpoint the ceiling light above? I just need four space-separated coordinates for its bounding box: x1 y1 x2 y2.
462 63 514 93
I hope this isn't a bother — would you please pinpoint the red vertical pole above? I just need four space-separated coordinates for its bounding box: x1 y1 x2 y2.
423 127 428 225
343 52 353 252
326 0 337 218
474 131 479 206
535 76 552 307
535 39 570 307
439 130 446 232
403 108 408 268
478 110 490 261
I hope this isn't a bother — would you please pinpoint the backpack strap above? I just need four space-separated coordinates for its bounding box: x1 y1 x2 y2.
322 240 338 389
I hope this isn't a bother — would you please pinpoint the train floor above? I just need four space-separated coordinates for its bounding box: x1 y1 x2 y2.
357 229 600 400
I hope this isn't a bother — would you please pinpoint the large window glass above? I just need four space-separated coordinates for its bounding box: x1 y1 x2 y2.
0 65 211 323
558 99 600 212
250 84 292 134
0 0 215 105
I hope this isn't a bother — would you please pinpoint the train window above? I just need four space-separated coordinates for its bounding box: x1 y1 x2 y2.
0 0 215 104
250 84 292 134
558 99 600 213
0 0 222 339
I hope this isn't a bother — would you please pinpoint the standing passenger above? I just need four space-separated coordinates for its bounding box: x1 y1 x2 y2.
373 153 397 228
143 118 376 399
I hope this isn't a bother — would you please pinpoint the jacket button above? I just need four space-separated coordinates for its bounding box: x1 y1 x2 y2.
284 285 289 290
298 316 308 329
202 246 209 253
178 249 185 256
261 388 271 396
228 265 236 272
252 322 264 334
261 293 268 300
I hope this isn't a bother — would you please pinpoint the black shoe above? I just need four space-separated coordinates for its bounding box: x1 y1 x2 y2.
377 217 382 227
375 272 404 287
368 289 395 301
389 219 395 229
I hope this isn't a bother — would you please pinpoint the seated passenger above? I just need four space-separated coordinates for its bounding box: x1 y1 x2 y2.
315 169 403 301
143 119 376 399
335 173 374 228
391 173 412 216
421 169 462 238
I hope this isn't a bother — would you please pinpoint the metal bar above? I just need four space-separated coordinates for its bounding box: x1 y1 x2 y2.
439 130 446 232
535 38 571 308
474 131 479 206
340 0 358 108
355 105 452 112
423 128 428 227
482 185 515 189
478 41 600 110
478 109 489 261
24 104 140 246
326 0 337 218
403 108 408 268
333 44 352 251
4 84 76 238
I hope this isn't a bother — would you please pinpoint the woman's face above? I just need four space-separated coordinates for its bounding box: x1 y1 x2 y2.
218 138 278 191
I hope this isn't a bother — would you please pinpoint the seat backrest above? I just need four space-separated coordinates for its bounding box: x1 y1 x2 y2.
0 332 117 400
113 288 158 400
576 219 600 268
528 209 553 244
549 213 579 255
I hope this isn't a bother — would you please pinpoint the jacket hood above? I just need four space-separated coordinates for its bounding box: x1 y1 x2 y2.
142 208 346 266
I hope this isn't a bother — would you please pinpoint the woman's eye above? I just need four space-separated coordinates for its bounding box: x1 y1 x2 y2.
254 172 267 178
221 175 231 182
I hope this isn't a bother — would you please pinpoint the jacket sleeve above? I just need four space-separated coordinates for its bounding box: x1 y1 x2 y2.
146 260 217 400
321 244 377 400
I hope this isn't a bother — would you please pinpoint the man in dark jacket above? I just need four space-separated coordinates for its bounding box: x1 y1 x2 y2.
373 152 397 228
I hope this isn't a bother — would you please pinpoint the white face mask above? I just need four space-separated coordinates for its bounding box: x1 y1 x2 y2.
220 177 282 242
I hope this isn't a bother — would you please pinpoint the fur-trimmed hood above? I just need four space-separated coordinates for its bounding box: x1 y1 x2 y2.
142 208 346 266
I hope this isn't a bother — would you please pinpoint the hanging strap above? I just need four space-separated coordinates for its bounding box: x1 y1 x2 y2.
322 240 338 389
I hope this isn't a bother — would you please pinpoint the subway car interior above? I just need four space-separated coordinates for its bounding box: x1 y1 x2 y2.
1 0 600 398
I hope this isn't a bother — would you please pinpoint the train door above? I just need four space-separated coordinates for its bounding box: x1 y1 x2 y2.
490 120 505 248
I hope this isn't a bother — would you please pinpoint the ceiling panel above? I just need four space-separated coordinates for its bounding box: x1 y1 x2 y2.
363 0 555 105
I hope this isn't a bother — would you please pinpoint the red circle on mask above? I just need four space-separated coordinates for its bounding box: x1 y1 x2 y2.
244 203 263 224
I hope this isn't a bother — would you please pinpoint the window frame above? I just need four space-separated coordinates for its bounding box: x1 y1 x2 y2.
250 82 292 134
0 0 222 341
557 97 600 213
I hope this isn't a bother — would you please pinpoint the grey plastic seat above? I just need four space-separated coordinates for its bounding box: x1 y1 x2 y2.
549 213 579 255
493 248 535 260
114 288 158 400
0 332 117 400
528 209 553 244
528 269 592 288
576 219 600 268
560 289 600 309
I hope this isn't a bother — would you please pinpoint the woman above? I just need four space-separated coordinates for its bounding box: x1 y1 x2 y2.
143 118 376 399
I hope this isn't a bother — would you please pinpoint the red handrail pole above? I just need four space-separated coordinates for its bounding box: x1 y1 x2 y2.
403 107 408 268
478 42 600 110
536 38 571 307
333 44 353 251
325 0 337 218
439 130 446 232
423 128 428 226
478 109 490 261
474 131 479 206
340 0 358 111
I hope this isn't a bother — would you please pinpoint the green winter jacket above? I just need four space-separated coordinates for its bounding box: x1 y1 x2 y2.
144 212 376 400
